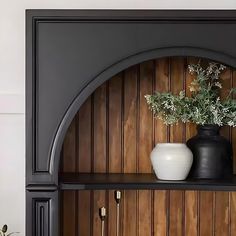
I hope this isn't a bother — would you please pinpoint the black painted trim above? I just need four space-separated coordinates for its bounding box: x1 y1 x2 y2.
51 46 236 184
26 10 236 187
25 9 236 20
59 173 236 191
26 191 59 236
26 10 236 236
26 184 58 192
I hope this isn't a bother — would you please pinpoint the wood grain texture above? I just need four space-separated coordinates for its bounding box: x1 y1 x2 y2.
215 66 231 236
93 83 107 173
154 190 168 236
230 192 236 236
138 61 153 236
62 119 76 172
153 58 170 236
139 61 153 173
185 58 199 236
199 191 214 236
123 65 138 235
78 191 91 236
78 98 92 172
169 58 185 236
123 65 138 173
108 74 123 235
62 191 76 236
108 74 122 173
123 190 137 236
138 190 152 236
215 191 230 236
78 99 92 236
60 57 236 236
185 191 198 236
169 190 184 236
153 58 170 147
93 83 107 236
108 190 118 236
61 120 77 236
169 57 185 143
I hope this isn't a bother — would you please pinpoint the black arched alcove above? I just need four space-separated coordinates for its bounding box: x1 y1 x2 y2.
26 10 236 236
52 46 236 183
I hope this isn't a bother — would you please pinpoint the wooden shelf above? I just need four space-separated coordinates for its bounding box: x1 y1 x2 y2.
59 173 236 191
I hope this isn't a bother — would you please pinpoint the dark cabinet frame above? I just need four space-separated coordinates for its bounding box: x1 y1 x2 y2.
26 10 236 236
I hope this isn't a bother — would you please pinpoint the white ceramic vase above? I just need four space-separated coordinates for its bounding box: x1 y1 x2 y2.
150 143 193 180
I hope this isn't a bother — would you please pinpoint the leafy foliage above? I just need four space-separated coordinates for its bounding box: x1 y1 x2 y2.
145 62 236 126
0 225 19 236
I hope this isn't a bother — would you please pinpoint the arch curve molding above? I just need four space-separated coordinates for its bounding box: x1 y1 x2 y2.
51 46 236 182
26 10 236 187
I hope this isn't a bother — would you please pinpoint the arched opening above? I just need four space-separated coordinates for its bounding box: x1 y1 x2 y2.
51 47 236 181
59 56 236 235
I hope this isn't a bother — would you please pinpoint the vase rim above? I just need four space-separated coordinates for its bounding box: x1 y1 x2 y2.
197 124 220 131
197 124 220 128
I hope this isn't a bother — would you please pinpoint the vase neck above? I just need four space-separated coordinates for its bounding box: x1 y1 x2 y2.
197 125 220 136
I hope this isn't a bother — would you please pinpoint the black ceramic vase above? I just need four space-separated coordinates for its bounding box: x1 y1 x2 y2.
187 125 233 179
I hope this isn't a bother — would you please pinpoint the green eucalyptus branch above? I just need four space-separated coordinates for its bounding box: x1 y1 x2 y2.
145 62 236 127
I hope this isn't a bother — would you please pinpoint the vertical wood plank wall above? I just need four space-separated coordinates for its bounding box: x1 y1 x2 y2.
60 57 236 236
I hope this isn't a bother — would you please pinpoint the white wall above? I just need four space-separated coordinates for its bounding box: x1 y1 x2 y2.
1 0 236 235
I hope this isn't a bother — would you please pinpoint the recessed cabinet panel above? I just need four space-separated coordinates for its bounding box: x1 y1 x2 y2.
27 191 58 236
60 57 236 235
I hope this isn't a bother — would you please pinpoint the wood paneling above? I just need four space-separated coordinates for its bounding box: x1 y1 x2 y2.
230 192 236 236
184 58 199 236
153 58 169 236
185 191 198 236
123 65 138 236
169 58 185 236
61 119 77 236
215 192 230 236
78 99 92 236
108 74 123 236
138 61 153 236
60 57 236 236
199 191 214 236
93 83 108 236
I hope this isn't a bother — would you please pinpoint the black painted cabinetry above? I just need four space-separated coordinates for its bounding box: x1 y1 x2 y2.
26 10 236 236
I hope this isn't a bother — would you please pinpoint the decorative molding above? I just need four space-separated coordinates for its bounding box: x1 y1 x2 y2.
34 199 49 236
0 93 24 114
26 10 236 236
26 184 58 192
27 191 58 236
